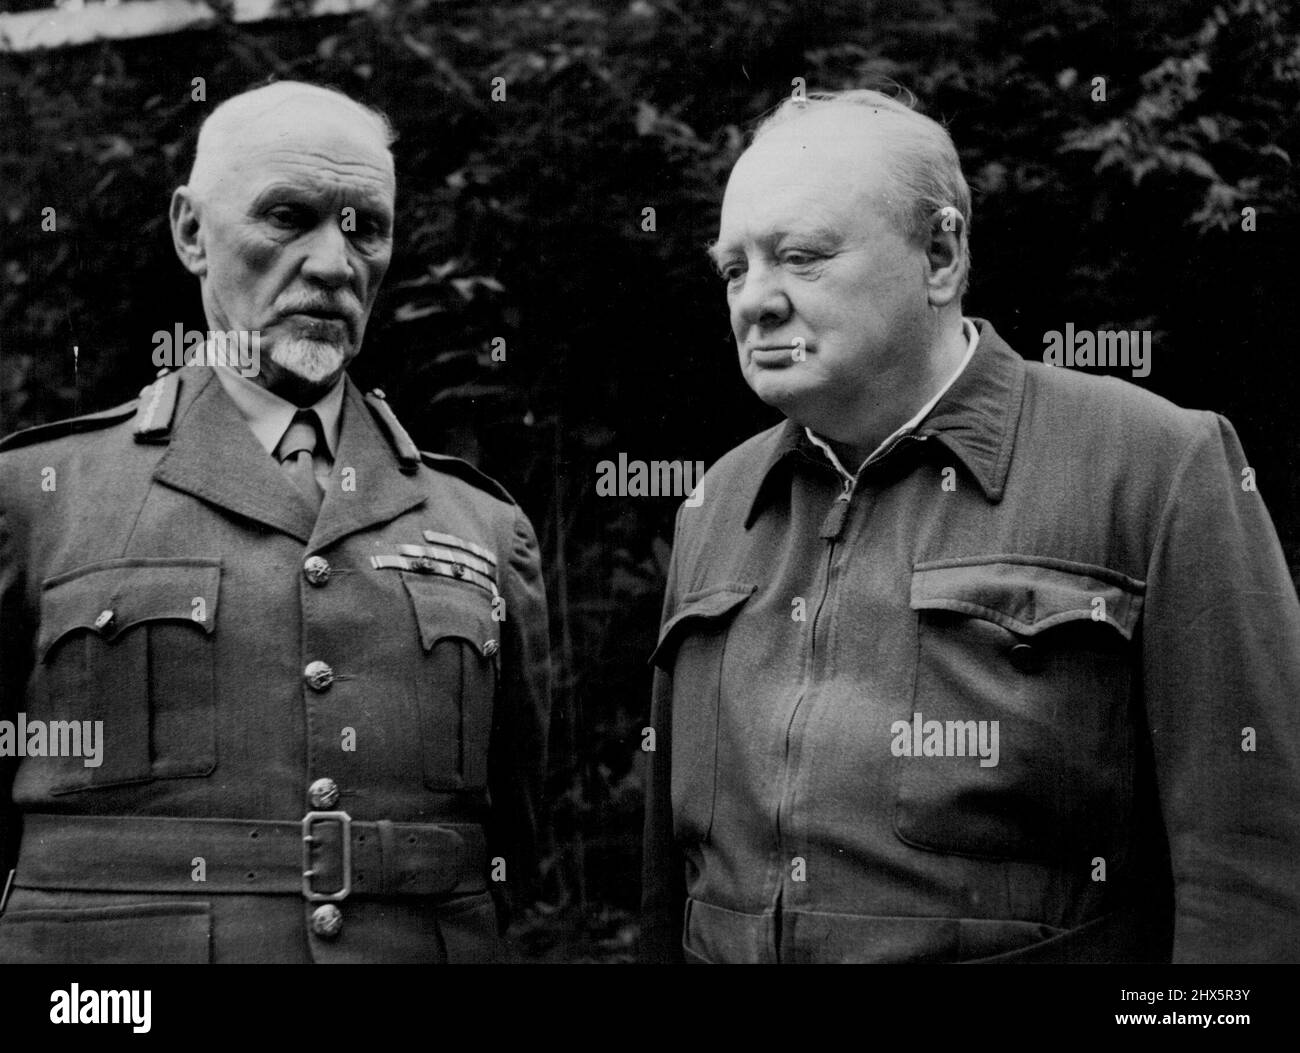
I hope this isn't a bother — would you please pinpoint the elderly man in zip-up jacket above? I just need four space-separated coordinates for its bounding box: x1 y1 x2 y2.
641 89 1300 964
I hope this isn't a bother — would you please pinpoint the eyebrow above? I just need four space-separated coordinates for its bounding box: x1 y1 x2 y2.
706 225 843 269
250 182 394 218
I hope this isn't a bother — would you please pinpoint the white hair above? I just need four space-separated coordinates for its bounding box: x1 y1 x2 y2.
752 88 972 288
187 81 395 200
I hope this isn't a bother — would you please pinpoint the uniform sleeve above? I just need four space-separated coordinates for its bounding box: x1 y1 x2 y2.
639 508 686 963
486 505 552 925
1141 412 1300 962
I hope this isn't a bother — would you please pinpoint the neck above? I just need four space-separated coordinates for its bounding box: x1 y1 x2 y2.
824 315 968 468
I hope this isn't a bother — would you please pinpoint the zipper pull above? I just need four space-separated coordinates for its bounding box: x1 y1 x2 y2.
819 476 854 540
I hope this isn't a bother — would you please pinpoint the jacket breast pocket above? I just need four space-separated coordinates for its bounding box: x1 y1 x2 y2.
401 576 499 791
37 558 221 793
651 583 756 844
898 556 1144 861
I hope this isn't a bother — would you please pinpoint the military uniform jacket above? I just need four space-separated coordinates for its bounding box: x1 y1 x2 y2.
642 319 1300 964
0 364 550 963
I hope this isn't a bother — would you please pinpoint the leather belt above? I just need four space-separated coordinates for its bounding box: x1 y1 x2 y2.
14 813 488 900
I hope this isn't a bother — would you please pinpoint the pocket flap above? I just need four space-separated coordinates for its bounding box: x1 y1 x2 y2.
910 557 1144 639
39 558 222 660
401 574 498 656
650 583 757 669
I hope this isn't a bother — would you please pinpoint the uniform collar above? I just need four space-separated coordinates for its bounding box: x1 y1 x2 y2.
743 317 1025 527
212 361 345 459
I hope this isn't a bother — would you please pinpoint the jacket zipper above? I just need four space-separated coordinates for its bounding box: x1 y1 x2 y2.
772 473 855 958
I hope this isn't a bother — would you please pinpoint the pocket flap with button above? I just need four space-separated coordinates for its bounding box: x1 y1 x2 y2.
910 557 1144 640
400 575 498 656
39 558 222 661
650 584 757 670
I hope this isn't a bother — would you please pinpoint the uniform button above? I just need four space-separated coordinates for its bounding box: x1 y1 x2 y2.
308 777 340 809
482 639 499 657
303 556 331 586
310 903 343 940
1009 643 1040 672
93 609 115 631
304 661 335 691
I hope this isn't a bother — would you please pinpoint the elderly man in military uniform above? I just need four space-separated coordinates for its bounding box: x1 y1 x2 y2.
641 89 1300 963
0 82 551 963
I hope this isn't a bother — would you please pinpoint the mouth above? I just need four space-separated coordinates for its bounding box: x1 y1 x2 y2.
749 344 806 367
281 309 352 337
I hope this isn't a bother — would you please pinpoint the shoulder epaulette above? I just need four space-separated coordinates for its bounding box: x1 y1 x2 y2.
418 450 517 506
363 388 421 474
0 398 138 453
363 386 517 503
132 369 183 444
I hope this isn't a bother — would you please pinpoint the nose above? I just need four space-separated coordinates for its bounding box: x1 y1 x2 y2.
299 220 353 289
730 261 791 335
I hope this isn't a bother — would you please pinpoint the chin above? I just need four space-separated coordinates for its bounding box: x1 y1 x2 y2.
269 339 350 385
747 370 814 418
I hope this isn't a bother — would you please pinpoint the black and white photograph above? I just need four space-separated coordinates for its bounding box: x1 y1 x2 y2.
0 0 1295 1028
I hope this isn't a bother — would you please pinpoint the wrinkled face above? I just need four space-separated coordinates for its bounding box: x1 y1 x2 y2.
712 108 931 434
188 101 395 393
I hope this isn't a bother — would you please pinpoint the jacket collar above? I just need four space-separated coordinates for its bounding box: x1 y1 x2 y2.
152 366 426 546
744 317 1025 527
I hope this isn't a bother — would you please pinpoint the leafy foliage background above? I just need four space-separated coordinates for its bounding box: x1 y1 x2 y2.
2 0 1297 960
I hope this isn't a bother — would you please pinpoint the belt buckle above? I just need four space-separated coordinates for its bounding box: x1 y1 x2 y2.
301 811 352 902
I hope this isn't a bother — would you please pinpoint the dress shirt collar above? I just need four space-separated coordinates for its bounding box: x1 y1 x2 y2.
212 358 345 459
804 317 981 483
744 316 1026 527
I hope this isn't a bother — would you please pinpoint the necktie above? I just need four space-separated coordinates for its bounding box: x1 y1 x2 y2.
278 409 324 512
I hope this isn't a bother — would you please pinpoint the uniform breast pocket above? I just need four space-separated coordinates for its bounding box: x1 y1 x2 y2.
651 583 756 844
37 558 221 793
401 576 499 791
897 556 1144 861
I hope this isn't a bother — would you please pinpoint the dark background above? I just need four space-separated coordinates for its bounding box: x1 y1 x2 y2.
2 0 1297 960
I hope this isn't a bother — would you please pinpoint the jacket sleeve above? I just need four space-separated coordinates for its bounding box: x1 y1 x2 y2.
486 505 552 925
639 508 686 963
0 465 31 887
1141 411 1300 962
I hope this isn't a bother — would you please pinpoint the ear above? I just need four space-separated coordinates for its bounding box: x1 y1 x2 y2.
924 206 966 308
170 186 207 277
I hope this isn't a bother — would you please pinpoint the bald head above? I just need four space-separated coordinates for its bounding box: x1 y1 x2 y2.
188 82 395 203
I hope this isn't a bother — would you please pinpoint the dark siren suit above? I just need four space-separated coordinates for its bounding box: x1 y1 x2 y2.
0 364 551 963
642 319 1300 963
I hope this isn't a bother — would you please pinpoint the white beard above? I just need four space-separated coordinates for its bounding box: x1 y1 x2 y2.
270 338 347 383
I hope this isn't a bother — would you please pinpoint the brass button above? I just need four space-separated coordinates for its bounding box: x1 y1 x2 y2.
308 777 340 809
310 903 343 940
304 661 335 691
1009 643 1040 672
303 556 331 586
482 639 499 657
93 609 115 631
